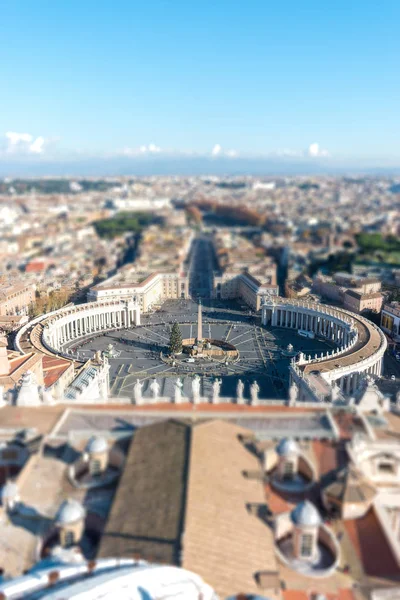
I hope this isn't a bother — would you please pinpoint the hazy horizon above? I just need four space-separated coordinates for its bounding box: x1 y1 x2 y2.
1 0 400 174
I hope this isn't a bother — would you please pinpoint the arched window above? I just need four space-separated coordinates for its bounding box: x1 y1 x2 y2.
90 459 102 476
300 533 313 557
64 530 74 547
283 460 294 480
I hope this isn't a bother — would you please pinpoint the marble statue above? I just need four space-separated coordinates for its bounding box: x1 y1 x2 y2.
236 379 244 404
297 352 305 364
288 382 298 406
212 378 222 403
192 375 201 404
150 378 160 401
174 378 183 404
330 382 340 403
250 381 260 405
133 379 143 404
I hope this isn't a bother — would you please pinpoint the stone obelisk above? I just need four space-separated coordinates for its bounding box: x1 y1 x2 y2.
197 299 203 342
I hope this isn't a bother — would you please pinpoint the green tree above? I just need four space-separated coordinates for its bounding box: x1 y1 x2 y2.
169 323 182 355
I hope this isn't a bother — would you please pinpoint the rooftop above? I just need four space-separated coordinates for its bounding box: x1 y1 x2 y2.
98 419 190 564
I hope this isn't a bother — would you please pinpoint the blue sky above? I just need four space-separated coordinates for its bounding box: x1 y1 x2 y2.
1 0 400 166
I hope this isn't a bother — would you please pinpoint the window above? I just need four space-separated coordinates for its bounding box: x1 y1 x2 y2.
90 459 102 476
64 530 74 547
300 533 313 558
283 461 294 480
379 462 395 474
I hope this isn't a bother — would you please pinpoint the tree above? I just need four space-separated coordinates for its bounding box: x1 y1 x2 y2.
169 323 182 355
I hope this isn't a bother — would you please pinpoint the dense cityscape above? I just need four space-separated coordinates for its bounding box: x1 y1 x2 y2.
1 0 400 596
0 174 399 598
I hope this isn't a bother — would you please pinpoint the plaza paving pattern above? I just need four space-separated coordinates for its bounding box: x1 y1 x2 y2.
64 299 335 401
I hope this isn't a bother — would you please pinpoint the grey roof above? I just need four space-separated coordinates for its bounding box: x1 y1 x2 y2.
64 366 99 401
98 419 191 565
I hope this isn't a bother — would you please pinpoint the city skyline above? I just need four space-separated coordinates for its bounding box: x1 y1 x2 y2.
1 0 400 174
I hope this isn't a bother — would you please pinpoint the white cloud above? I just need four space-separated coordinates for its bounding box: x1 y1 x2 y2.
5 131 47 154
308 142 329 158
211 143 222 156
121 144 162 156
140 143 161 154
29 136 45 154
226 149 238 158
148 143 161 153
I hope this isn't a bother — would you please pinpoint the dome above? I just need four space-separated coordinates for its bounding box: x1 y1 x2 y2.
276 438 300 457
1 480 18 501
291 500 321 528
0 562 217 599
55 499 86 526
85 435 108 454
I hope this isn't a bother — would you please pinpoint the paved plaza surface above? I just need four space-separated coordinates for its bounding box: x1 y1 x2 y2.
65 298 335 401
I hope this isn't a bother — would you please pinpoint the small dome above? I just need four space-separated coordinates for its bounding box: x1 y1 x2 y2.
55 499 86 526
85 435 108 454
276 438 300 457
1 480 18 501
291 500 321 528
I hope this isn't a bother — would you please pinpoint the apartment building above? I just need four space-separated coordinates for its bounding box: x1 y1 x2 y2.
0 283 36 316
88 271 189 312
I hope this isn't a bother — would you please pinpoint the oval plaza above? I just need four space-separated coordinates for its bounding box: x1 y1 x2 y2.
19 290 388 404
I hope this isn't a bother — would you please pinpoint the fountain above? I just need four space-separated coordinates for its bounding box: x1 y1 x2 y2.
103 343 121 359
181 300 239 361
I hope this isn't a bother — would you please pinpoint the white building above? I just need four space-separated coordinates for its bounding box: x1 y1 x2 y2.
381 302 400 340
88 272 189 312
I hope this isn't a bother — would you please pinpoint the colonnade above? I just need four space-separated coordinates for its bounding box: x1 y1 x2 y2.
42 300 141 353
262 298 387 400
264 304 353 346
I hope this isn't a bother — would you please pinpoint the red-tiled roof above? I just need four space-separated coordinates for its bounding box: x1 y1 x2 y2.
265 482 295 514
42 355 71 387
344 508 399 578
312 440 342 477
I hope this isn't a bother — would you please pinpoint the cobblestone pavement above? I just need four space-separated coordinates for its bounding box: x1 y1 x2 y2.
64 298 335 401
